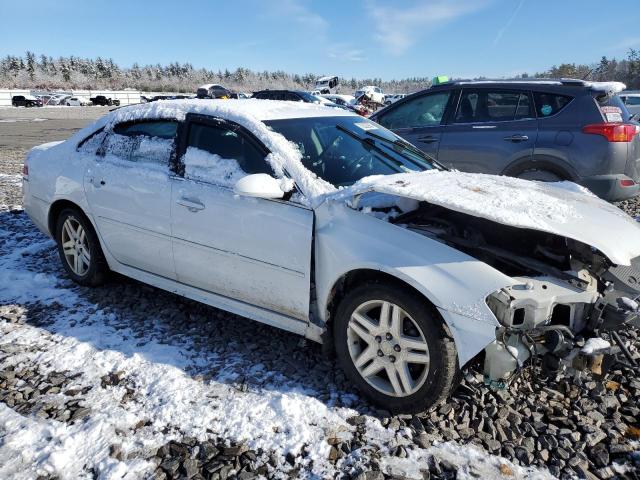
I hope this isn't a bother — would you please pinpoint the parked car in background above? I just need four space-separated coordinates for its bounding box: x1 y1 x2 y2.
47 94 71 106
354 86 385 104
320 94 356 106
620 91 640 118
90 95 120 107
384 94 407 106
12 95 43 107
196 84 232 99
315 75 339 94
371 79 640 201
253 89 324 103
65 97 90 106
22 99 640 412
320 94 367 115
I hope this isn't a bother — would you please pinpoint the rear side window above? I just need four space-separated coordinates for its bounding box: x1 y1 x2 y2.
625 96 640 106
533 92 572 118
103 120 178 166
182 122 271 186
454 90 532 123
377 91 451 129
595 94 632 122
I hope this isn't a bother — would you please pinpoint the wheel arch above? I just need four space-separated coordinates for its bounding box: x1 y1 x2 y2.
502 155 578 181
47 199 92 237
322 268 454 348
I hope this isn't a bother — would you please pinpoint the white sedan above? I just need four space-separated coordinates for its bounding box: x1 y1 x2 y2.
22 100 640 412
65 96 91 106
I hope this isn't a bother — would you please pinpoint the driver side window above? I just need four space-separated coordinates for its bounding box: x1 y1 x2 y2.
377 92 451 130
182 122 272 186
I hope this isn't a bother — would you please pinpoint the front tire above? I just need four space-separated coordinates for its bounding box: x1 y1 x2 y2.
333 282 458 413
55 208 108 286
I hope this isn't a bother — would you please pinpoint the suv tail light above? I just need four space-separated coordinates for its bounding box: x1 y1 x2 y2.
22 161 29 179
582 123 638 142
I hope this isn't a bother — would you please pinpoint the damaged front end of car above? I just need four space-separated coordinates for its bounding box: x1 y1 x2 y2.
389 202 640 386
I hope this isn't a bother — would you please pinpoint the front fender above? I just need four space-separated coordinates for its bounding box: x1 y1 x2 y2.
314 201 513 365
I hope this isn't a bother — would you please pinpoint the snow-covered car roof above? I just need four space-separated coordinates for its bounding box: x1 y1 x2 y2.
108 99 356 123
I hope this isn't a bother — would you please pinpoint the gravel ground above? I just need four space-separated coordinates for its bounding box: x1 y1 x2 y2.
1 109 639 479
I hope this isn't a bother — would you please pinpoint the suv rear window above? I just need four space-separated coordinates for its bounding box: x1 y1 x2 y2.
595 94 632 122
533 92 572 117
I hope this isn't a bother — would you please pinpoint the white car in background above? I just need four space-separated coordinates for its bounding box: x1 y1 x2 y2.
384 94 407 106
620 91 640 117
354 85 385 104
22 100 640 412
65 96 90 106
320 94 356 106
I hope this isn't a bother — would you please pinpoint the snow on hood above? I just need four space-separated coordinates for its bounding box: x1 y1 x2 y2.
324 170 640 266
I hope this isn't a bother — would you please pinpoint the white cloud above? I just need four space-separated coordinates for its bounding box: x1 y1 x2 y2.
327 44 365 62
271 0 328 32
608 36 640 52
493 0 525 46
366 0 490 55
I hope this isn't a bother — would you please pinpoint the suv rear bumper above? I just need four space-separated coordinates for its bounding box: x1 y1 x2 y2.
579 174 639 202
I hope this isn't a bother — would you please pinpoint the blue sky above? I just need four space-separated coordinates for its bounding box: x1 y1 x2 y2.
1 0 639 80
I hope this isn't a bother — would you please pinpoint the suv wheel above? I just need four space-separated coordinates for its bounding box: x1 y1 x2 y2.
517 168 563 182
334 282 458 413
55 208 108 286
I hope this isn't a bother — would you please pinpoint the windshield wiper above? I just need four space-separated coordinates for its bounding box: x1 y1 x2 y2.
362 129 447 170
335 125 411 171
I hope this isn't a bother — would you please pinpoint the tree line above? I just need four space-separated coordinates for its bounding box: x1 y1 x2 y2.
1 50 639 94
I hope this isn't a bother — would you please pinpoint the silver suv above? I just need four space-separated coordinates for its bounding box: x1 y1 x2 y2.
371 79 640 201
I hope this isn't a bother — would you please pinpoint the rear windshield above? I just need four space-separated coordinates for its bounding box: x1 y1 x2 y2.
595 94 632 122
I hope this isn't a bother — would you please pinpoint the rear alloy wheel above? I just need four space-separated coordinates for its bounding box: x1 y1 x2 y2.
55 208 108 286
334 283 458 413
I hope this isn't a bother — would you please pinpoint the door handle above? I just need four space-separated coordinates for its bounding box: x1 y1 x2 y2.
417 135 438 144
504 134 529 142
176 197 205 212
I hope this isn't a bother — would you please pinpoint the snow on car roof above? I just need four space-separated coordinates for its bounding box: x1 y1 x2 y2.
104 99 355 201
109 98 355 123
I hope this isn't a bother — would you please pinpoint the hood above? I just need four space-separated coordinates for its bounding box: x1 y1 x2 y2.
325 170 640 266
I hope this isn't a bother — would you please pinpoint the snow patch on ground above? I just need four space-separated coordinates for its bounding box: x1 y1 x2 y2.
0 207 552 479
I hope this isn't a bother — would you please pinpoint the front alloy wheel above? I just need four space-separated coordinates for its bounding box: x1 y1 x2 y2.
348 300 430 397
334 282 458 413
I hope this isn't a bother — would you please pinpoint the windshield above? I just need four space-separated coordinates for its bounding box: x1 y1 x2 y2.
265 116 438 187
296 91 321 103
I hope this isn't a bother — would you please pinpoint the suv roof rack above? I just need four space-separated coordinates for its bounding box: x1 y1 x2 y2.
434 78 626 93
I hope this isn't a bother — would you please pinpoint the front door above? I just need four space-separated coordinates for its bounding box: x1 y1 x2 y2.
170 115 314 321
83 120 178 279
437 88 537 174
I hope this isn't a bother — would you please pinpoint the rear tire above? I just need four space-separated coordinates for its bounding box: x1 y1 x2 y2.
55 208 108 286
333 282 458 413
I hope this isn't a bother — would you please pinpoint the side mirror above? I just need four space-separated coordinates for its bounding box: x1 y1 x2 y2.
234 174 285 199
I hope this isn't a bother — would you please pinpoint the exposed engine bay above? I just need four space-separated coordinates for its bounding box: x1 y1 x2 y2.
370 200 640 385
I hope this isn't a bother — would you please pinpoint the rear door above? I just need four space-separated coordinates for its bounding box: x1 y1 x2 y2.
374 90 454 159
83 120 178 279
437 88 537 174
